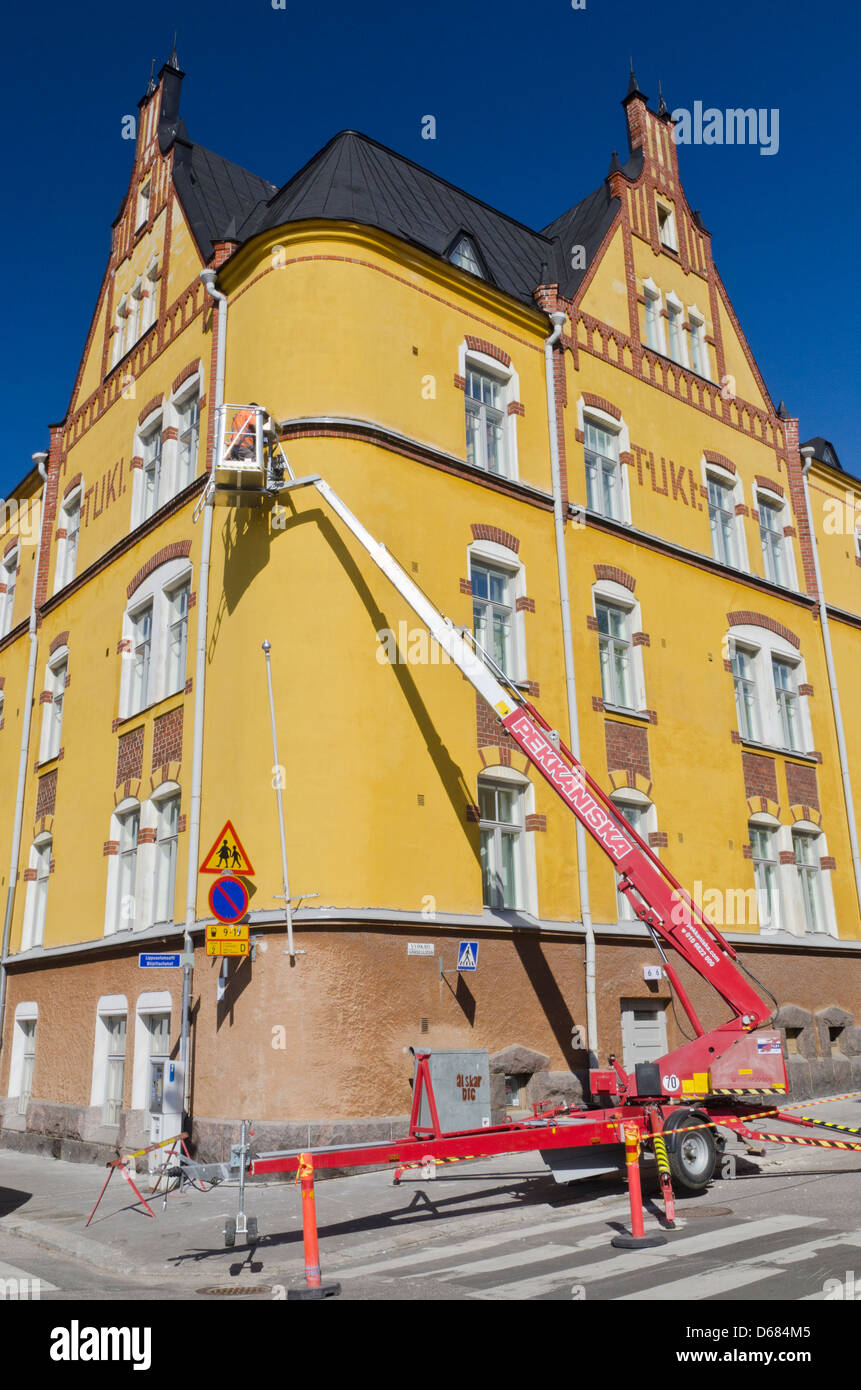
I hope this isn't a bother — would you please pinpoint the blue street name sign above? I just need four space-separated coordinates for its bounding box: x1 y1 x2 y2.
139 953 182 968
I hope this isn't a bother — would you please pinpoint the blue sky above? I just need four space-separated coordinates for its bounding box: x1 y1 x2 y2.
1 0 857 494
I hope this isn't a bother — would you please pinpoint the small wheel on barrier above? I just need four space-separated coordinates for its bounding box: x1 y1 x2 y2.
224 1217 236 1248
663 1109 716 1193
247 1216 258 1242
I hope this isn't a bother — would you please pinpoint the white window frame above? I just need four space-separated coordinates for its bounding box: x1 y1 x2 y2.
477 766 537 915
140 259 158 336
665 292 688 367
748 814 782 934
578 402 633 526
120 558 193 718
134 409 164 524
1 547 18 637
727 624 813 753
54 486 82 593
593 579 647 713
449 236 484 278
788 824 837 938
151 787 181 926
112 295 128 367
104 798 142 936
703 461 749 572
131 992 172 1113
611 791 656 921
170 376 202 496
468 539 527 685
89 995 129 1123
21 834 52 951
642 278 666 355
657 200 678 252
38 647 68 764
136 178 151 231
754 484 797 591
687 305 710 380
9 1003 38 1112
458 345 520 481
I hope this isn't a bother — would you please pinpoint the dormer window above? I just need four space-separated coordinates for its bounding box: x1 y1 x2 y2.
657 201 677 251
449 236 484 279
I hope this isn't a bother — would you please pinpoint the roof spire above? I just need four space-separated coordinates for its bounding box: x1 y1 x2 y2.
623 59 648 105
656 79 671 119
168 30 179 70
145 58 156 96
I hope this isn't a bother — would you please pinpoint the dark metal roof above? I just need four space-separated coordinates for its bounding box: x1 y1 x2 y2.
801 437 843 472
541 171 626 299
235 131 568 306
171 132 278 260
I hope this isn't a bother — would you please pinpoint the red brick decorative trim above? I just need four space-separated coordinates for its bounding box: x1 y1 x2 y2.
735 503 749 517
592 696 605 711
161 426 179 443
594 563 636 591
605 721 651 779
130 455 144 471
783 525 797 539
459 578 473 596
470 524 519 554
465 803 481 823
742 751 779 803
38 690 52 706
632 631 650 646
49 631 70 655
820 856 836 871
62 473 84 501
139 828 157 845
103 841 119 856
525 814 547 832
798 683 814 697
464 335 511 368
755 475 785 498
127 541 192 598
507 401 525 417
137 394 164 426
581 392 621 420
516 596 535 613
726 611 800 648
2 537 19 558
453 374 466 390
35 769 57 819
648 831 669 848
779 851 796 865
703 450 737 475
171 359 202 395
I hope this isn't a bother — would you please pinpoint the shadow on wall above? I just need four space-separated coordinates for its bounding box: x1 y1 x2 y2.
774 1005 861 1100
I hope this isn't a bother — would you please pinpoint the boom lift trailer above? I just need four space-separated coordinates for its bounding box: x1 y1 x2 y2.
182 409 861 1254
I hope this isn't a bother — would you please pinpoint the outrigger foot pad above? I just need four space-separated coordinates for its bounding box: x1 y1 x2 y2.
611 1233 668 1249
287 1282 342 1300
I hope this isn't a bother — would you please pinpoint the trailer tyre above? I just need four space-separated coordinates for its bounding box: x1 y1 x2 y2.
224 1217 236 1248
663 1109 716 1193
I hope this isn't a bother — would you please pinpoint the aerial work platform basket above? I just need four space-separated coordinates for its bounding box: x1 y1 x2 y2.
195 402 293 516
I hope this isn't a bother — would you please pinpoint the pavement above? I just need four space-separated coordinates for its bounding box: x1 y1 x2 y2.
1 1092 860 1302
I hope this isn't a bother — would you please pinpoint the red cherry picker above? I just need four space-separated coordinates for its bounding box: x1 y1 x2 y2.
182 413 861 1287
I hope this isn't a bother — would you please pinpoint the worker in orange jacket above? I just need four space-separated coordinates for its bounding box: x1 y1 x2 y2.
228 402 260 460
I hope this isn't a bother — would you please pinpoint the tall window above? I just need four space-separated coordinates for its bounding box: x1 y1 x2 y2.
759 497 787 586
140 261 158 335
117 805 140 929
17 1019 37 1116
707 475 739 567
644 286 664 352
478 779 524 910
102 1015 127 1126
584 422 621 520
731 645 760 743
667 301 685 364
1 549 18 636
141 424 163 520
39 652 67 763
176 393 200 491
471 563 513 674
750 824 780 932
144 1012 171 1127
130 602 153 714
657 203 677 251
112 296 128 367
55 488 82 592
794 831 825 934
773 658 802 751
596 601 633 708
166 581 190 693
23 837 52 949
465 368 506 476
613 798 648 920
136 179 151 230
153 794 180 924
688 312 707 377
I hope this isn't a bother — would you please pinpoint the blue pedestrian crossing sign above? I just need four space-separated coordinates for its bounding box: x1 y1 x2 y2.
457 941 479 972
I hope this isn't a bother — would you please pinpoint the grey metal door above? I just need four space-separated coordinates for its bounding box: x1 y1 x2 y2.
620 999 668 1072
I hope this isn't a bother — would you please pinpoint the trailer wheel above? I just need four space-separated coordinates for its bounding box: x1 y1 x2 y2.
224 1217 236 1248
662 1109 716 1193
247 1216 258 1243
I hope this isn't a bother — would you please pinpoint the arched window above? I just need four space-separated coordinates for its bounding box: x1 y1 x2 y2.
477 768 537 913
21 834 52 950
9 1002 38 1114
458 343 520 480
120 558 192 717
54 485 82 593
727 622 812 753
468 536 528 683
0 545 18 637
792 825 833 936
38 646 68 764
90 995 129 1127
592 578 646 713
748 813 781 933
104 798 141 936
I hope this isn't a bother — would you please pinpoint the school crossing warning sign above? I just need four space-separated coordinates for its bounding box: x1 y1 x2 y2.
199 820 255 876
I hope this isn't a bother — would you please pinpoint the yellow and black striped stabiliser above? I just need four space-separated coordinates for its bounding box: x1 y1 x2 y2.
397 1153 484 1171
795 1116 861 1137
651 1133 671 1175
711 1086 787 1096
752 1132 861 1151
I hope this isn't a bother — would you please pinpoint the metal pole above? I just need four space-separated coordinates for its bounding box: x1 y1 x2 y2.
262 640 300 962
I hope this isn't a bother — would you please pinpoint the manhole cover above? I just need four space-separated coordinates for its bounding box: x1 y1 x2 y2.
676 1206 733 1219
197 1286 273 1297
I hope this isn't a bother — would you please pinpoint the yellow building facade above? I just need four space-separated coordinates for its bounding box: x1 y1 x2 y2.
1 58 859 1160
